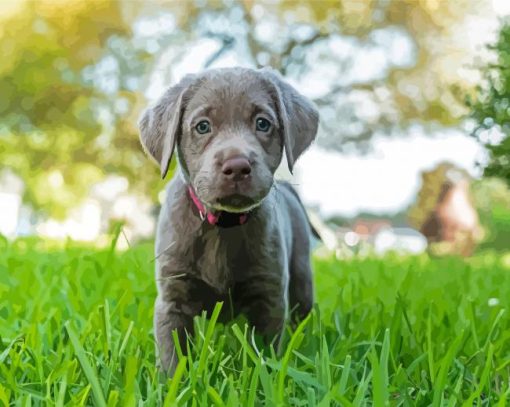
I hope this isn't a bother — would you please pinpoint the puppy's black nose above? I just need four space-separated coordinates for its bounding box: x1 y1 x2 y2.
222 157 252 181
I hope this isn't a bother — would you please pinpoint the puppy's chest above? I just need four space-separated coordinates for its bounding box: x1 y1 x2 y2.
189 229 254 292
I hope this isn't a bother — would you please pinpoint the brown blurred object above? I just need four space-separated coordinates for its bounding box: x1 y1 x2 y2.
420 168 481 256
409 163 482 257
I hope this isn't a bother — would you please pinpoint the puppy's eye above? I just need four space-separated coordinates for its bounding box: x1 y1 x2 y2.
255 118 271 132
195 120 211 134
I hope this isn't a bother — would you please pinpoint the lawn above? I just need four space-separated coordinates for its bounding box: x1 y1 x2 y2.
1 237 509 406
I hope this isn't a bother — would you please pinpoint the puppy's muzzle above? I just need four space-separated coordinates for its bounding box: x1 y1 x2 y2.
221 156 252 182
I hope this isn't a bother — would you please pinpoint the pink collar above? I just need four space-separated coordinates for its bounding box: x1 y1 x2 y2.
187 186 249 227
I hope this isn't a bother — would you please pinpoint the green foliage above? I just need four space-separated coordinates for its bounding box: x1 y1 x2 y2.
472 177 510 251
468 20 510 186
1 238 510 404
0 0 163 218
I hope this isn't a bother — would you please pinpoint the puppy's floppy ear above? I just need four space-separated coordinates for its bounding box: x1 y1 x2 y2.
261 68 319 173
138 74 196 179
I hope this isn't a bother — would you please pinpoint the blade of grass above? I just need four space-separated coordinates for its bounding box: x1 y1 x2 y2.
65 322 107 407
446 372 464 407
163 358 188 407
483 309 505 351
100 300 112 358
353 369 372 406
232 324 259 364
197 302 223 375
118 321 134 359
339 355 352 395
432 331 464 407
207 386 226 407
427 309 435 385
277 315 310 405
463 344 494 406
247 361 261 407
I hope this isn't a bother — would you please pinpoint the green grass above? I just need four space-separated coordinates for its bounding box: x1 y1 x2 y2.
1 237 510 406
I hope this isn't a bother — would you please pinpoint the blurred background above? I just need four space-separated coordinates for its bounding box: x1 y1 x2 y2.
1 0 509 256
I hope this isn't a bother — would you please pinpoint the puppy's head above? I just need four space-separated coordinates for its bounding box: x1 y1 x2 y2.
139 67 319 212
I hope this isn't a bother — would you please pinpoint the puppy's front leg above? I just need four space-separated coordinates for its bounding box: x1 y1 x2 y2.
236 275 288 349
154 274 204 374
154 297 194 374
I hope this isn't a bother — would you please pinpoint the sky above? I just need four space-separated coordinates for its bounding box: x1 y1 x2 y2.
142 1 508 218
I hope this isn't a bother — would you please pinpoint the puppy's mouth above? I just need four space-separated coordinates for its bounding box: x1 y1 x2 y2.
212 194 260 213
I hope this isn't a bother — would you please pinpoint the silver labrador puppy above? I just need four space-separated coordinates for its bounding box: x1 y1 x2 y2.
138 67 319 372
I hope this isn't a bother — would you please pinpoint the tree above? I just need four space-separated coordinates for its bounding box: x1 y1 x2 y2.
139 0 489 151
0 0 495 217
468 20 510 186
0 0 155 218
